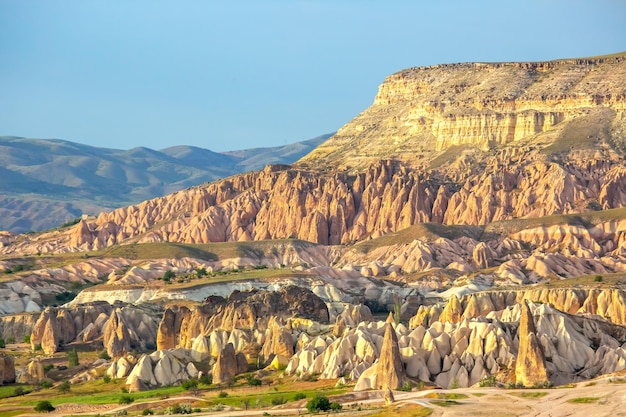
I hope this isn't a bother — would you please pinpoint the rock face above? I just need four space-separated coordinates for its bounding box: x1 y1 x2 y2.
28 302 159 356
412 287 626 327
302 57 626 168
157 287 329 350
103 309 132 358
30 307 60 354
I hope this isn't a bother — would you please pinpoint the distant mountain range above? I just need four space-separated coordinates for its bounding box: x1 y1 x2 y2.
0 134 332 232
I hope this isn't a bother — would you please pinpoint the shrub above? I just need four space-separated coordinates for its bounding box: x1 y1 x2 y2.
0 338 5 348
594 275 603 282
23 335 31 343
293 392 306 401
55 291 76 303
103 375 112 383
247 377 262 386
34 400 55 412
479 375 497 387
271 396 286 405
182 378 198 390
13 386 25 396
119 394 134 404
399 381 413 391
99 350 111 360
58 380 71 393
40 380 53 388
199 374 212 385
330 402 342 411
34 343 42 351
306 395 331 412
162 270 176 282
167 404 192 414
218 391 228 398
43 364 54 372
195 267 207 277
142 409 153 415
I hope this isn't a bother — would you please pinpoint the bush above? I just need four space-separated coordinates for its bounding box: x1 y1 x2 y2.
99 350 111 360
55 291 77 303
479 375 497 387
306 395 331 412
162 270 176 282
43 364 54 372
13 386 25 396
0 338 5 348
594 275 603 282
195 267 207 277
399 381 413 391
271 396 286 405
199 374 212 385
182 378 198 390
142 409 153 415
247 376 262 386
23 335 31 343
103 375 112 383
294 392 306 401
218 391 228 398
167 404 192 414
34 343 42 351
58 380 71 393
330 402 342 411
40 380 53 388
34 400 55 412
119 395 134 404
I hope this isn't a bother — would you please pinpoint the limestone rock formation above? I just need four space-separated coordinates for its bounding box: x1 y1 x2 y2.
125 349 199 390
213 343 238 384
0 354 15 385
354 323 408 391
157 287 328 350
302 57 626 169
515 301 548 387
30 307 60 354
261 317 294 364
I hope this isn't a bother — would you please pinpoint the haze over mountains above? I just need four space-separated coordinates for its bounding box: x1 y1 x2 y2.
0 134 331 232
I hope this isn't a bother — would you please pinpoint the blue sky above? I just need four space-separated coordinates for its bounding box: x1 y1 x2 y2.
1 1 625 152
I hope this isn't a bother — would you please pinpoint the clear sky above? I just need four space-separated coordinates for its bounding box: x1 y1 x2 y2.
1 1 625 152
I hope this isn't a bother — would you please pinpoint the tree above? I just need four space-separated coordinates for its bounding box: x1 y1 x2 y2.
306 395 331 412
34 400 55 412
67 347 79 367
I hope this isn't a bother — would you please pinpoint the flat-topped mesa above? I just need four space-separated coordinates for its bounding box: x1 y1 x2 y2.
300 54 626 168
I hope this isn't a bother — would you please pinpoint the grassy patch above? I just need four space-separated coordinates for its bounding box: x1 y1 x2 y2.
353 223 484 254
424 392 468 400
366 404 433 417
430 399 461 407
567 397 599 404
472 392 487 397
509 391 548 399
0 385 32 400
98 239 314 262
